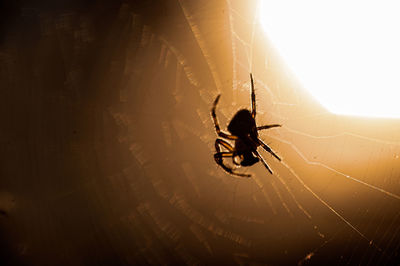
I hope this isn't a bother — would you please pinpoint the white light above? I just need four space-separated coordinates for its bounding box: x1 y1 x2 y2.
259 0 400 118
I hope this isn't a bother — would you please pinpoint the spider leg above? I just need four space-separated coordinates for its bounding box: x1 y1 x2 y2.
258 139 281 161
211 95 238 140
250 73 256 119
214 151 234 158
253 150 273 175
214 139 250 177
214 152 251 177
216 138 234 151
257 124 281 131
215 138 240 166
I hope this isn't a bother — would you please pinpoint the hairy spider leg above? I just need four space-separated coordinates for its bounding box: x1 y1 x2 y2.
250 73 256 119
257 124 281 130
214 139 251 177
211 95 238 140
258 139 281 161
253 150 273 174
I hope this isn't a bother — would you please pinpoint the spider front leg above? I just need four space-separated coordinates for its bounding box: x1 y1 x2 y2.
211 95 238 140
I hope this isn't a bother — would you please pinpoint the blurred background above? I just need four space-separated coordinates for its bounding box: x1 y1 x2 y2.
1 0 400 265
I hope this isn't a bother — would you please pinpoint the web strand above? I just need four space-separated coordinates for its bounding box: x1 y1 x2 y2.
178 0 223 92
280 161 384 253
271 135 400 201
284 126 400 146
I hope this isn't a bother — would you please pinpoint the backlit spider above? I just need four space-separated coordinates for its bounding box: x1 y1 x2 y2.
211 74 282 177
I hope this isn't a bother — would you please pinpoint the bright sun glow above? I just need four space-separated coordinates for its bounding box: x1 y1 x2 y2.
259 0 400 118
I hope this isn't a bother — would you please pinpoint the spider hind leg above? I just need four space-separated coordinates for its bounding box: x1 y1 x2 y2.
258 139 281 161
214 139 251 177
254 150 273 175
214 153 251 177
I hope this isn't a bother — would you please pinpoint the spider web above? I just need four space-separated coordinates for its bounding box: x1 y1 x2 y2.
3 1 400 265
103 0 400 264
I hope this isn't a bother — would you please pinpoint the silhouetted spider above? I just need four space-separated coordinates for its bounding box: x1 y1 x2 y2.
211 74 281 177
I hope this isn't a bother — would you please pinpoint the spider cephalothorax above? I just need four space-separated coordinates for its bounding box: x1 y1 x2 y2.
211 73 281 177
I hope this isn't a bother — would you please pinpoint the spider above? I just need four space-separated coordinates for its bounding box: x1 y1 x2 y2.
211 73 282 177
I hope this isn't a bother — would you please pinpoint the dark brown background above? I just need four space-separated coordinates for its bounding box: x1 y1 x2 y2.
1 0 400 265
